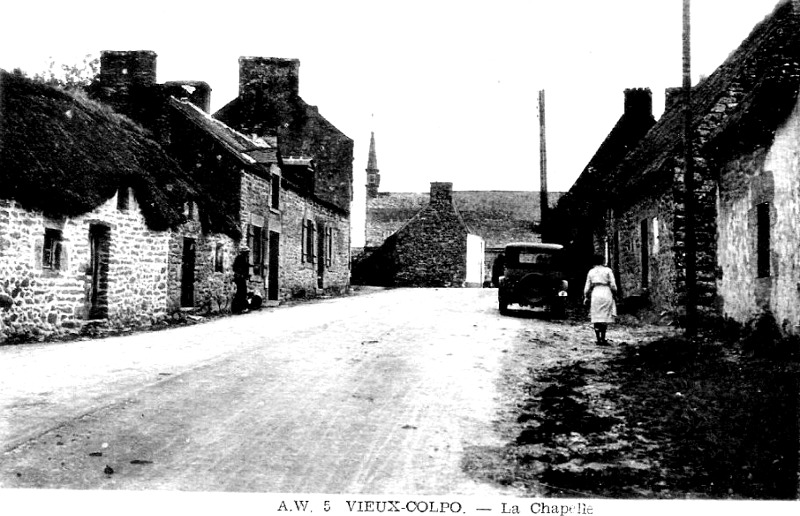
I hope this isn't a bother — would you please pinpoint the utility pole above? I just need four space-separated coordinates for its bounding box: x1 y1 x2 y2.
538 89 549 233
683 0 698 336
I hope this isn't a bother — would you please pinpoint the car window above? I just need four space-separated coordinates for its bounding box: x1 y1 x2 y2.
506 249 562 269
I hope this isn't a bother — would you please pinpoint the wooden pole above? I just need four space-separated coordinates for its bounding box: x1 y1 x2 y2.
683 0 697 335
539 89 548 232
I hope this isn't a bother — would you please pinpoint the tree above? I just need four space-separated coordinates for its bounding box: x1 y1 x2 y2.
31 54 99 91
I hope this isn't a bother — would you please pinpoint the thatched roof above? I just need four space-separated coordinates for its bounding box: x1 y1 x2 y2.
618 0 800 198
0 70 193 230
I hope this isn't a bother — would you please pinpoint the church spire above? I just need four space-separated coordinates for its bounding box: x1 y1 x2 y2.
366 131 381 199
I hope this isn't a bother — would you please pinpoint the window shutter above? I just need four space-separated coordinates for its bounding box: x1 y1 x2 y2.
311 222 317 264
54 241 62 270
301 220 307 262
247 224 255 274
326 227 332 267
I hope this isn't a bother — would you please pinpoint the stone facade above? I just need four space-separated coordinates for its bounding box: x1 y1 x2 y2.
355 183 483 287
167 207 236 314
279 187 351 298
215 57 354 214
577 0 800 334
0 194 170 341
717 94 800 334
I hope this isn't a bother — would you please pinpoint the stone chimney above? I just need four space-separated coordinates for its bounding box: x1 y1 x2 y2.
623 88 653 118
98 50 158 119
430 182 453 207
238 57 300 98
99 50 157 94
164 81 212 113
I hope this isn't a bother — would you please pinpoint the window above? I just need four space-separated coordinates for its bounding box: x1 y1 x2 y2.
247 224 266 276
43 228 63 270
271 174 281 210
214 243 224 273
757 202 770 278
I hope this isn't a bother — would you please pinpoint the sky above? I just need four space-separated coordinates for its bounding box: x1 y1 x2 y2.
0 0 784 246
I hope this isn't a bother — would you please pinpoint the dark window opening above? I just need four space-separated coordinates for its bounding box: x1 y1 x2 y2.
43 229 63 270
247 224 265 276
757 202 770 278
215 243 224 273
271 174 281 210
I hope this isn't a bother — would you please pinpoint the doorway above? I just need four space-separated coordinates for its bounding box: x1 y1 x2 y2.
268 231 280 301
88 225 110 320
181 237 196 307
316 222 325 289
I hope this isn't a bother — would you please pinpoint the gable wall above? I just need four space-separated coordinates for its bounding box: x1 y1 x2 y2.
392 204 469 287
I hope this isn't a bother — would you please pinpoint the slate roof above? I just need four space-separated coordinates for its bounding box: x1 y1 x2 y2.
214 90 353 213
169 97 278 168
0 70 194 230
366 190 564 248
618 0 800 197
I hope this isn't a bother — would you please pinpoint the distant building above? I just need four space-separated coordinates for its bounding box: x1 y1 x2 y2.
358 133 563 285
354 183 484 287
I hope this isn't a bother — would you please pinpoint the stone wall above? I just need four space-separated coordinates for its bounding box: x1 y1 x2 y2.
613 185 679 315
239 167 273 298
279 186 351 299
392 202 468 287
717 95 800 334
0 193 170 342
167 206 236 314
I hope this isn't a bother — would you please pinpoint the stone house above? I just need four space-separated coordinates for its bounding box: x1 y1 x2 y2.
549 88 656 296
213 55 354 298
354 182 485 287
574 0 800 335
358 132 562 285
214 57 354 216
709 0 800 334
94 50 352 304
0 70 194 341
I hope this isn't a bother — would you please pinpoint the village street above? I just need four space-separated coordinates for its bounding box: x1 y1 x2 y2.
0 287 607 494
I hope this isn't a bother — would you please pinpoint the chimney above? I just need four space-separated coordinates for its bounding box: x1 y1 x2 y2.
430 182 453 206
623 88 653 118
164 81 212 113
99 50 157 92
238 57 300 98
98 50 157 118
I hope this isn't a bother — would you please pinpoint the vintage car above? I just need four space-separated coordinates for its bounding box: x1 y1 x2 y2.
497 242 568 317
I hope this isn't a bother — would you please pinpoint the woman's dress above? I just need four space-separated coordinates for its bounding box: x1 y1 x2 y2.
584 266 617 323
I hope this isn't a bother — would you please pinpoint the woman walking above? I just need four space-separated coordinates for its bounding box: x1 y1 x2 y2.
583 254 617 345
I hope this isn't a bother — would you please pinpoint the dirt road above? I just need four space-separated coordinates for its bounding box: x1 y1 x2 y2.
0 288 555 493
